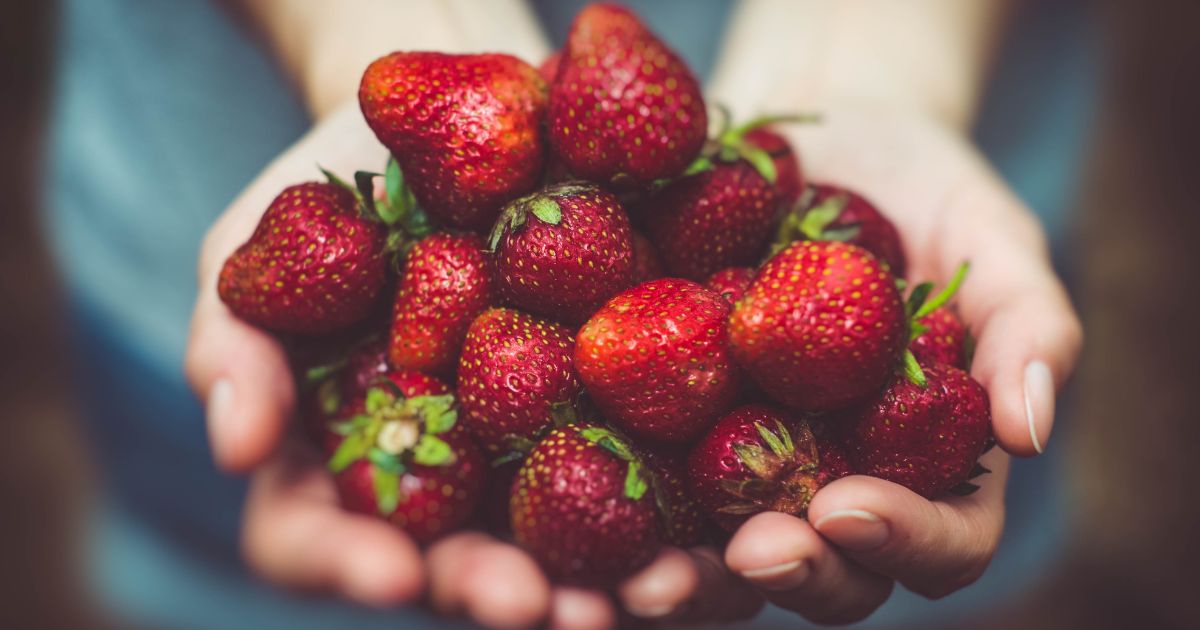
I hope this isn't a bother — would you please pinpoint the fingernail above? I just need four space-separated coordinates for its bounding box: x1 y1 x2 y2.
740 559 809 590
627 603 675 619
813 510 889 551
1024 360 1055 454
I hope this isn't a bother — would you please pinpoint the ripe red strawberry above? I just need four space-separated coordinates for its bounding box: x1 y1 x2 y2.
302 339 391 449
705 267 756 305
810 419 855 487
218 181 388 333
576 279 738 443
728 241 907 412
547 3 707 189
836 363 992 499
389 232 495 377
457 308 582 453
630 230 666 284
776 184 907 277
642 449 707 547
911 307 968 369
311 364 453 457
688 405 829 531
511 425 661 586
538 51 561 83
743 127 804 207
359 52 547 231
328 383 484 544
489 182 634 324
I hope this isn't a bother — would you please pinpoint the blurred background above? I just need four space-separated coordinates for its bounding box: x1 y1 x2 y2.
2 0 1197 628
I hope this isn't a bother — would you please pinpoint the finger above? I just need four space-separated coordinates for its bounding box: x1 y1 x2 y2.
937 182 1083 457
808 449 1009 599
677 546 765 623
241 442 425 606
549 587 616 630
185 291 294 472
615 547 699 620
427 534 552 629
725 512 893 625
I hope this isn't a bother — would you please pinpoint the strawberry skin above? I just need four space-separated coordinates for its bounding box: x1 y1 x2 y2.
705 267 756 305
389 232 495 377
219 182 387 333
787 184 907 277
642 449 707 546
457 308 582 453
728 241 907 412
538 51 561 83
511 425 661 586
645 161 783 281
490 182 634 324
687 405 825 531
548 3 707 188
836 363 991 499
911 307 968 369
576 279 738 444
744 127 804 207
630 230 666 285
359 52 547 231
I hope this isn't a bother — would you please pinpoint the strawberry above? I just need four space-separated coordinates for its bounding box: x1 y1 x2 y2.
743 127 804 207
835 363 992 499
328 382 484 544
911 307 968 369
810 419 855 487
218 180 388 333
776 183 907 277
687 405 828 531
359 52 547 231
547 3 707 189
511 425 661 586
302 339 392 450
642 449 707 547
488 182 634 324
457 308 582 453
576 278 738 444
704 267 756 305
389 232 495 377
630 230 666 284
538 51 561 83
728 241 907 412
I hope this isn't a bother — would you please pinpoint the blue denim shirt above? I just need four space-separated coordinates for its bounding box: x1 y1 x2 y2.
45 0 1094 627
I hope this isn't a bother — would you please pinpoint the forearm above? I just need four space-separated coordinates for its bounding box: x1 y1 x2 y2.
232 0 551 118
708 0 1012 131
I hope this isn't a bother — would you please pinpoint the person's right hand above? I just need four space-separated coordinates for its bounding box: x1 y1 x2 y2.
184 101 764 629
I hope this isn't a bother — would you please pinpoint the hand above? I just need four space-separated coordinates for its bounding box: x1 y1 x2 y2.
184 101 763 628
720 109 1083 624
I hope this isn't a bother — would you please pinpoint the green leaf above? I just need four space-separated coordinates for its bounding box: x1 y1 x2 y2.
819 224 862 242
372 466 400 515
411 435 454 467
529 197 562 224
319 165 355 193
364 387 394 414
579 426 634 461
317 379 342 416
906 282 935 320
624 461 649 501
305 359 347 385
754 422 789 458
354 170 380 219
731 442 774 479
368 447 406 475
737 145 777 183
328 432 370 473
408 394 457 434
902 350 927 388
491 451 526 467
385 158 404 214
682 155 714 177
798 196 846 240
774 419 795 454
914 262 970 320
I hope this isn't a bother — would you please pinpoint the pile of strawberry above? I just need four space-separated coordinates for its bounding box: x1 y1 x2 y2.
219 3 993 588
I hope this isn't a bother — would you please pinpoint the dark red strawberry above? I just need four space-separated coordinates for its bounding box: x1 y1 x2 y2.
488 182 634 324
687 405 826 531
389 232 495 377
705 267 756 305
911 307 968 369
302 339 391 449
743 127 804 207
511 425 661 586
218 181 388 333
359 52 547 231
776 184 907 277
642 449 707 547
328 383 484 544
728 241 907 412
576 279 738 444
630 230 666 284
457 308 582 453
810 419 855 487
311 366 453 457
835 363 992 499
547 3 707 189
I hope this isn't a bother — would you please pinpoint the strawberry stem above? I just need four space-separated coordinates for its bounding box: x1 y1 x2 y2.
914 262 970 320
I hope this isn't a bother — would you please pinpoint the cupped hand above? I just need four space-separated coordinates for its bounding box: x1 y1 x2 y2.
183 100 762 628
722 108 1083 623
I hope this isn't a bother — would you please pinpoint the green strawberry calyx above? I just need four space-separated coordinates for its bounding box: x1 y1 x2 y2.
719 418 821 517
772 190 863 256
491 400 581 467
486 181 595 252
327 382 458 515
577 425 677 533
320 159 433 263
901 262 971 387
